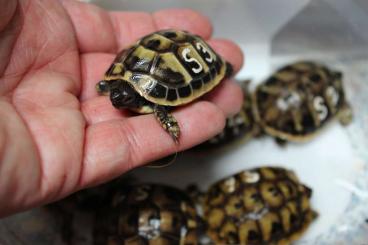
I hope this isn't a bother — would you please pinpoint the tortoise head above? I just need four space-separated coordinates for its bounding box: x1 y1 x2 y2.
96 80 110 95
109 81 138 109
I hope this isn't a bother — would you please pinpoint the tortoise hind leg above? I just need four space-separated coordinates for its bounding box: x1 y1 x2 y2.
275 137 287 146
338 102 353 126
153 105 180 144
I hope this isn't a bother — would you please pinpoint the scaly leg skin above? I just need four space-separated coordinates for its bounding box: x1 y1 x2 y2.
275 137 287 146
338 102 353 126
154 105 180 144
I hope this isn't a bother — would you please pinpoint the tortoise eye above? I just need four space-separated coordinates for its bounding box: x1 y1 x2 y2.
96 80 109 94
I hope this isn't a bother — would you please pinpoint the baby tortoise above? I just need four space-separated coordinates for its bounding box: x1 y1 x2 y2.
203 167 317 245
194 80 257 150
94 184 204 245
252 61 352 143
97 29 232 143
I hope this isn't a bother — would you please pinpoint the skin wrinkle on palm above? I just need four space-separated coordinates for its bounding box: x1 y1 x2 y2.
0 0 243 217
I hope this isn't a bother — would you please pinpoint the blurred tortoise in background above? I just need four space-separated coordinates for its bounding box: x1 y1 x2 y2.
202 166 317 245
193 61 353 150
96 29 233 143
193 80 257 151
252 61 353 144
93 184 204 245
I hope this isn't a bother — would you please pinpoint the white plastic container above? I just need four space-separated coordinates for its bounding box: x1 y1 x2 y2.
1 1 368 244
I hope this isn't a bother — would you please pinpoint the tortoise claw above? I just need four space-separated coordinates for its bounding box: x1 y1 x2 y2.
154 106 180 144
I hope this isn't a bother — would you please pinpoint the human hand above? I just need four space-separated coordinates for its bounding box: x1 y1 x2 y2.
0 0 243 217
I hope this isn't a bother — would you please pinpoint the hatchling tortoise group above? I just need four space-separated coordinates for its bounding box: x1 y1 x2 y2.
96 29 232 143
92 167 317 245
202 167 317 245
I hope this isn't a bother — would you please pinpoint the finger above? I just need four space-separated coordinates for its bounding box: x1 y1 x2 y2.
80 39 244 101
204 79 244 117
62 0 117 53
80 101 225 186
207 39 244 73
0 0 17 31
80 52 114 101
111 9 212 51
152 9 212 40
82 96 131 125
62 0 212 53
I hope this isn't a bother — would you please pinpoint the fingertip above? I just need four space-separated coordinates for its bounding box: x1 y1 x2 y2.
62 0 117 53
80 53 115 101
109 11 156 50
175 101 226 146
204 80 244 117
153 8 213 39
208 39 244 73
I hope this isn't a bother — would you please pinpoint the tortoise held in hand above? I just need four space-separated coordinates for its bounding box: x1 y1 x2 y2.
96 29 232 143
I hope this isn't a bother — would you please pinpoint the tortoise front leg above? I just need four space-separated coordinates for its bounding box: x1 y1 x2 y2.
338 102 353 126
153 105 180 144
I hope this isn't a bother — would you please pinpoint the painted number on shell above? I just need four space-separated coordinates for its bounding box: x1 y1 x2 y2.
181 48 203 74
277 91 301 111
326 86 339 107
313 96 328 121
135 185 151 201
195 42 216 63
227 114 246 135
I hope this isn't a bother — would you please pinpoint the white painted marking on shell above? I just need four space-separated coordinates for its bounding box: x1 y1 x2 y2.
135 185 150 201
181 47 203 73
326 86 339 106
313 96 328 121
277 91 301 111
234 115 245 125
228 116 244 136
241 171 260 183
223 177 236 193
180 226 188 238
244 207 268 221
139 218 161 239
195 42 216 63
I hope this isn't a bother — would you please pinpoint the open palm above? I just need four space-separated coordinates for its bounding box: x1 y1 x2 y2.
0 0 243 217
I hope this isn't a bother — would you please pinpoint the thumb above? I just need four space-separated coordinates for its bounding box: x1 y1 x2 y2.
0 0 18 31
0 0 21 76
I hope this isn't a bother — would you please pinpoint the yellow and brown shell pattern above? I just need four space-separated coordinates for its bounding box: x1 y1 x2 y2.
194 80 257 150
94 184 203 245
203 167 317 245
102 29 229 108
252 61 352 142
